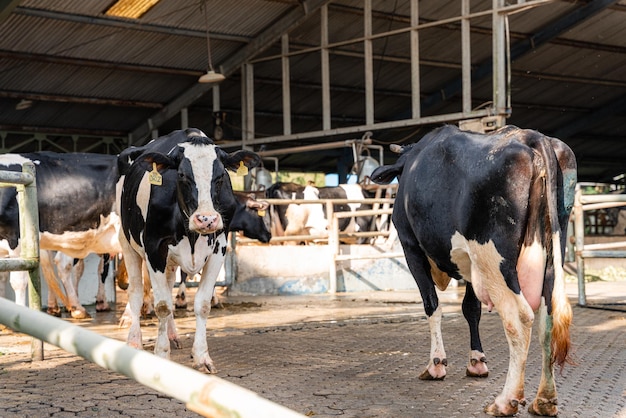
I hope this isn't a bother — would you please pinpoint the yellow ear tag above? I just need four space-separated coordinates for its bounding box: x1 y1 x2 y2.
236 161 248 176
148 162 162 186
257 209 266 217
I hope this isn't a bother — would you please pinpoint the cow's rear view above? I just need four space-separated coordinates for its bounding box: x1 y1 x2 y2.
371 125 576 416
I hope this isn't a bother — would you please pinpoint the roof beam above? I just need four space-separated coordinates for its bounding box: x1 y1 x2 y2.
130 0 334 145
420 0 619 113
0 50 200 77
13 6 250 43
0 90 163 109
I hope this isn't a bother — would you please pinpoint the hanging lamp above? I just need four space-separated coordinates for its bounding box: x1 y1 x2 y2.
199 2 225 84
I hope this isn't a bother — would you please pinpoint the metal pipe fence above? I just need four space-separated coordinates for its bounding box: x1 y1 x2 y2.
573 187 626 306
0 297 304 418
0 162 42 359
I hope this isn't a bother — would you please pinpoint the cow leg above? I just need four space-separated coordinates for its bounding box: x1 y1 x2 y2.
9 271 28 306
175 271 188 309
149 264 176 359
398 233 447 380
463 283 489 378
95 255 111 312
46 282 62 317
120 239 145 350
482 260 534 416
165 266 182 349
191 247 226 373
528 299 558 416
0 271 8 299
141 262 155 316
53 252 89 319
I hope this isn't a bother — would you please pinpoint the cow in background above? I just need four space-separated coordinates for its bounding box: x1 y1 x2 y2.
371 125 576 416
117 128 263 372
266 181 378 244
0 152 121 318
45 252 112 317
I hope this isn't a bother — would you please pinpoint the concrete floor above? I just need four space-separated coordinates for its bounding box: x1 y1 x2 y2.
0 281 625 417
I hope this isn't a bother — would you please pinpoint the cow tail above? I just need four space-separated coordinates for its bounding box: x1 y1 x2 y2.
538 136 573 371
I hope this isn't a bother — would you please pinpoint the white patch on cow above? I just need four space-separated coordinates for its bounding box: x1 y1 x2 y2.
167 235 215 277
339 184 363 211
39 212 121 259
449 233 534 410
0 154 31 166
449 231 504 311
135 171 152 221
303 185 327 235
178 142 221 232
517 238 546 311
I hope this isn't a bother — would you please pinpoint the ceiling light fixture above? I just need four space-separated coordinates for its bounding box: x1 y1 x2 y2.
198 2 225 84
16 99 33 111
105 0 160 19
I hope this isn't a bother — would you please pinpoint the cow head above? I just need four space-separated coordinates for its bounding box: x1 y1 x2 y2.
230 193 272 243
128 135 261 236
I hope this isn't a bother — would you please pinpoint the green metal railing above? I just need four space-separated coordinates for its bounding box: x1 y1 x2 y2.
0 161 41 359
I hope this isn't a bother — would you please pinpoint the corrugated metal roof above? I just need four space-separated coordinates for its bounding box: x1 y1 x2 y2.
1 0 625 182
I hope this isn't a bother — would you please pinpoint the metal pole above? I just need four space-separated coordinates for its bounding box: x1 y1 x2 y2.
573 187 586 306
18 162 42 360
327 201 338 294
0 298 304 418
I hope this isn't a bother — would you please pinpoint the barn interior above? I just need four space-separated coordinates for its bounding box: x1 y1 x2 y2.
1 0 625 185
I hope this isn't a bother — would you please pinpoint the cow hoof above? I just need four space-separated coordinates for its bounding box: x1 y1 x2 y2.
419 360 446 380
170 338 183 350
528 397 558 416
96 301 111 312
70 308 91 320
484 397 525 417
47 307 62 317
194 361 218 374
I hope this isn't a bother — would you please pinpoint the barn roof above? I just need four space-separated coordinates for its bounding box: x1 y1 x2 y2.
1 0 625 183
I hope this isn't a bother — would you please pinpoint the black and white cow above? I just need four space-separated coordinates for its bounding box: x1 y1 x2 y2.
0 152 121 318
266 182 375 243
117 128 262 372
371 125 576 416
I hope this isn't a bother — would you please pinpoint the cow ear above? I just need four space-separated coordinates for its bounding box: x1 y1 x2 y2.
118 146 147 176
370 163 402 184
219 149 262 172
136 152 178 171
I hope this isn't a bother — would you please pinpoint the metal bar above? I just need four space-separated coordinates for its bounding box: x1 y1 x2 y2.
410 0 420 119
321 5 331 131
281 34 292 135
328 201 338 294
263 198 395 205
364 0 374 126
574 188 586 306
582 241 626 251
336 252 404 262
579 194 626 204
334 208 393 219
461 0 472 113
580 250 626 258
582 201 626 211
257 138 372 157
0 171 34 185
219 109 494 148
20 161 41 361
0 258 39 271
0 298 304 418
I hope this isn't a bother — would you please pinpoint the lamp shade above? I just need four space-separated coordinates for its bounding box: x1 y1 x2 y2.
199 70 225 84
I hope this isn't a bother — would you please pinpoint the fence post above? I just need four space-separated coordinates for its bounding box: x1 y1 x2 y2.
573 187 586 307
327 201 338 293
17 161 43 360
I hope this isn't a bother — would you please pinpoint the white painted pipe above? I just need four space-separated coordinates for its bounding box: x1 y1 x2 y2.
0 298 304 418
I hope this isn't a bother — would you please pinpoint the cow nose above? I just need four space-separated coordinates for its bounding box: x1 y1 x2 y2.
193 213 220 232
